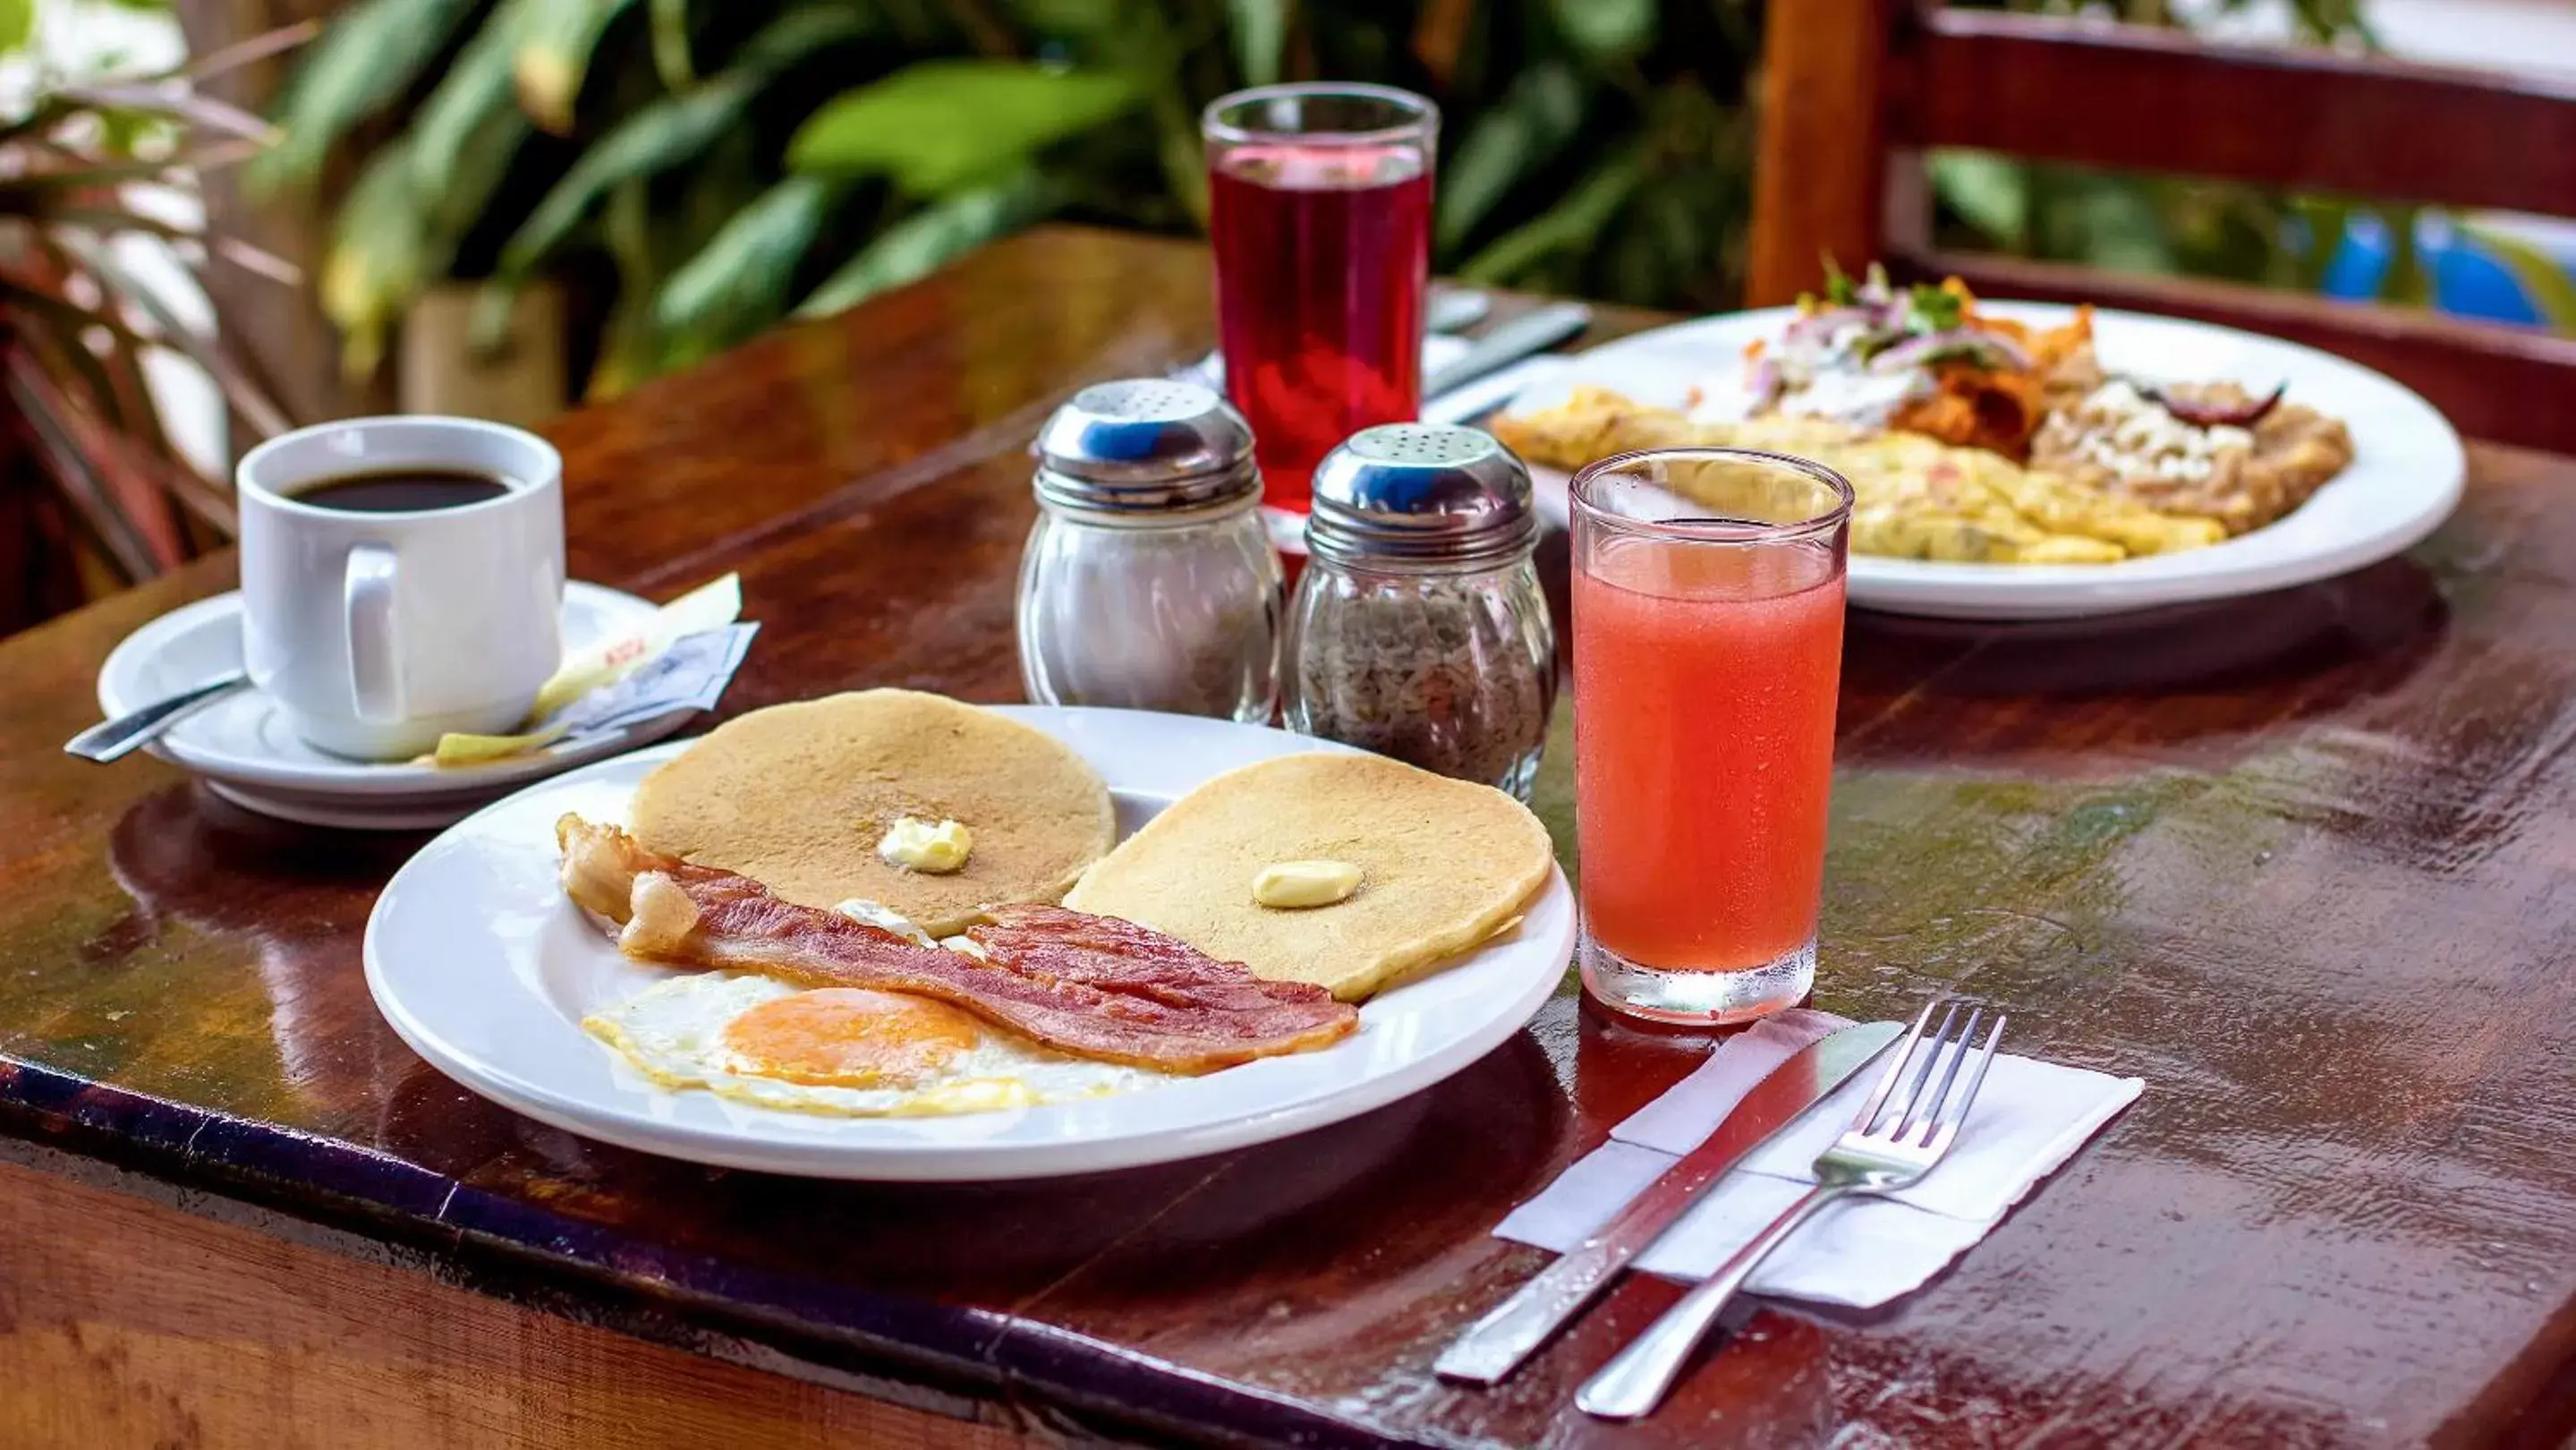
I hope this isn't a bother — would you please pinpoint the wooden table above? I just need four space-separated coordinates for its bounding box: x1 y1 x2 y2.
4 226 2574 1449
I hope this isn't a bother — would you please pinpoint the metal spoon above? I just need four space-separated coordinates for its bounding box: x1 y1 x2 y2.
64 672 248 763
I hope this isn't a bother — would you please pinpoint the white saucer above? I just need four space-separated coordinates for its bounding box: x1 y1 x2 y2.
365 709 1577 1181
98 582 701 830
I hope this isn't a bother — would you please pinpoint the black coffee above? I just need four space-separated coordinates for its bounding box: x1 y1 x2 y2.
290 467 513 514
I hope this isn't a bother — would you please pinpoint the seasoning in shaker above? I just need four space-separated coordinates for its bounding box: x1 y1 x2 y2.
1285 423 1556 800
1017 380 1284 722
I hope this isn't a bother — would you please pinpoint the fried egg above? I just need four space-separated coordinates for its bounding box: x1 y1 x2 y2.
582 972 1170 1117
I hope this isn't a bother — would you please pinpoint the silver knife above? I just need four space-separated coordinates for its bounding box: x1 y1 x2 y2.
1421 301 1592 403
1433 1019 1901 1386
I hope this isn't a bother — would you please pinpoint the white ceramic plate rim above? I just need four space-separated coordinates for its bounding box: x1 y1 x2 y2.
363 708 1576 1181
97 582 693 796
1506 302 2468 619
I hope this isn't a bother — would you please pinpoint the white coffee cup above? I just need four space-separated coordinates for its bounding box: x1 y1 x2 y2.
237 416 565 761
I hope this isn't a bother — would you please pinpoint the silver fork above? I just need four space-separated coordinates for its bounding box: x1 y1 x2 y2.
1575 1000 2006 1420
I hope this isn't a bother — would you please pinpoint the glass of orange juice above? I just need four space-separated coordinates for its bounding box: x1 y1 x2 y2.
1569 448 1854 1024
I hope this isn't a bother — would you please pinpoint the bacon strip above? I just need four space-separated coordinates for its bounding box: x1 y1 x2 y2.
557 815 1356 1073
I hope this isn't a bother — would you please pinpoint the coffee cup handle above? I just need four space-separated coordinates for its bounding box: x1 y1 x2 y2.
344 543 404 724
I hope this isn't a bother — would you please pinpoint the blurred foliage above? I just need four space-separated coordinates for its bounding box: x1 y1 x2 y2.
254 0 2567 402
257 0 1773 397
0 1 296 618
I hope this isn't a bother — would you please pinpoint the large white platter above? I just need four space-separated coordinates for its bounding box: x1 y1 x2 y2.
363 706 1576 1181
1503 303 2467 619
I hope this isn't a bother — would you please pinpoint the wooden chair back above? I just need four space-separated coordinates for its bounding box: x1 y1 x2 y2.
1750 1 2576 453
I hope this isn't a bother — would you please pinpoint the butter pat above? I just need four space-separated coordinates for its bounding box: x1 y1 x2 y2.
878 816 973 874
1252 859 1364 910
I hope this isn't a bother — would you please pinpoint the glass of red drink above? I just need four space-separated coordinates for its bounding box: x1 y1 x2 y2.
1569 448 1855 1024
1203 83 1436 538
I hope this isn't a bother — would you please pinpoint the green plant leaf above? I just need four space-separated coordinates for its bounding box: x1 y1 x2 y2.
1459 145 1645 286
515 0 642 134
648 0 693 90
796 166 1061 319
1150 81 1206 227
325 1 538 376
477 4 873 343
787 60 1146 196
2463 223 2576 336
2289 195 2353 291
0 0 35 54
249 0 480 191
411 0 536 205
320 137 433 375
1002 0 1120 35
1551 0 1654 63
1228 0 1286 87
2381 205 2432 307
653 174 846 355
2030 170 2172 276
1928 149 2028 252
1434 61 1585 256
585 177 663 398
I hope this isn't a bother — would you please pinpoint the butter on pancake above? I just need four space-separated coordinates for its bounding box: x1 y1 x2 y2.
1063 753 1553 1001
631 689 1113 936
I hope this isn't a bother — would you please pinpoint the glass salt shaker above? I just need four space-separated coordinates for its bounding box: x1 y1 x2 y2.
1017 380 1282 722
1285 423 1557 800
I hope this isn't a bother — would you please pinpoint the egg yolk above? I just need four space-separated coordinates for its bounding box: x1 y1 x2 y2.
721 988 982 1088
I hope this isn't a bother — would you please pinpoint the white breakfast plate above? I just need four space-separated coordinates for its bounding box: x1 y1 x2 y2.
363 708 1577 1181
1503 303 2467 619
97 582 699 828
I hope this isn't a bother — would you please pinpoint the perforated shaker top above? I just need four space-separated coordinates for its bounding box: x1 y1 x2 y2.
1032 379 1260 513
1306 423 1537 566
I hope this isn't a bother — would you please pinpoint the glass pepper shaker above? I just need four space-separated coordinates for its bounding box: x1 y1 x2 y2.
1285 423 1557 800
1017 380 1283 722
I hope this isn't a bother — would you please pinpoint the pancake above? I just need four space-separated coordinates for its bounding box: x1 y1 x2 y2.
1063 752 1555 1001
630 689 1114 936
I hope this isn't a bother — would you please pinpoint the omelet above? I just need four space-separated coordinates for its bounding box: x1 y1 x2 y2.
1495 387 2223 565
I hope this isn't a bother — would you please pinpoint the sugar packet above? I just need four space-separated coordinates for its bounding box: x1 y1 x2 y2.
428 571 755 765
432 623 757 764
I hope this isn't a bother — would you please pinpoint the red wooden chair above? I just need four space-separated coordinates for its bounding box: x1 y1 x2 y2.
1749 1 2576 453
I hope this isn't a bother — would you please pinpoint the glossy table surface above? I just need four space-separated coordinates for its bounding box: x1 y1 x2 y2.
5 226 2575 1448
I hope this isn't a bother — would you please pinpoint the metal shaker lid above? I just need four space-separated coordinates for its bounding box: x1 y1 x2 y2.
1306 423 1537 566
1033 379 1260 514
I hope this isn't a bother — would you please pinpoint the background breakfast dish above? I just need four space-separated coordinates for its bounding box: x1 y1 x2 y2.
1496 265 2357 569
2028 379 2354 536
1493 290 2461 620
1739 263 2096 459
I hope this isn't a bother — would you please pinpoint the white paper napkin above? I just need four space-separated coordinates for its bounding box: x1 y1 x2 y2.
1494 1011 2141 1309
